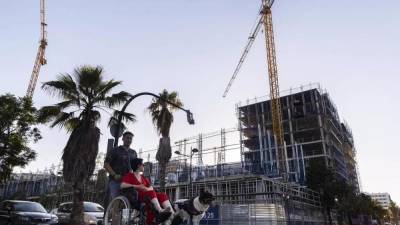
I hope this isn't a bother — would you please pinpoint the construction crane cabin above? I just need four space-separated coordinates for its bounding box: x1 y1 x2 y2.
26 0 47 98
223 0 288 180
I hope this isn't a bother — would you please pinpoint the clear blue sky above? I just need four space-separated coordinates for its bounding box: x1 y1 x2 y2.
0 0 399 203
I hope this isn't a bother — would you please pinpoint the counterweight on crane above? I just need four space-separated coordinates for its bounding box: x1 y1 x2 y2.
26 0 47 98
223 0 287 178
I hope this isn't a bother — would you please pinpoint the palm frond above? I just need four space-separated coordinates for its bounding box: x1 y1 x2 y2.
111 110 136 125
65 118 81 132
167 91 183 111
37 105 62 124
157 108 173 137
148 102 161 129
147 101 160 112
75 65 103 91
101 91 132 108
42 74 79 100
56 99 79 110
96 80 123 98
147 89 183 136
159 89 169 99
167 91 178 101
50 112 77 129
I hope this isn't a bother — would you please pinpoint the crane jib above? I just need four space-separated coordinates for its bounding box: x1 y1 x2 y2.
26 0 47 98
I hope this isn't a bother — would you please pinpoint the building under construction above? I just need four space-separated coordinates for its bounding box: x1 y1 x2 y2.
238 83 359 189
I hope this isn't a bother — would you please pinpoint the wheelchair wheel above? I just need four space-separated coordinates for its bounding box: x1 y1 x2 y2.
104 196 131 225
104 196 144 225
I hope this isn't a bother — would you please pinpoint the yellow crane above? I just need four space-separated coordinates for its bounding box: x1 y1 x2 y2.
223 0 287 179
26 0 47 98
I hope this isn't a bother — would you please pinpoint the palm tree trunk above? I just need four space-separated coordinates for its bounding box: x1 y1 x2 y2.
69 182 85 225
158 162 167 192
156 137 172 192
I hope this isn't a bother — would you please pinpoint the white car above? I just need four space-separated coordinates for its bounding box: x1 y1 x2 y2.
54 201 103 225
0 200 58 225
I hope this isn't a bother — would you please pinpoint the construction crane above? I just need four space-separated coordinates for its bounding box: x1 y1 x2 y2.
223 0 287 179
26 0 47 98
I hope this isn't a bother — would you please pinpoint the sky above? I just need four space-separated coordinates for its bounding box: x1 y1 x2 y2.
0 0 399 203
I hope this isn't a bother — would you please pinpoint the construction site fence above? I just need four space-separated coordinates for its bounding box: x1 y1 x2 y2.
186 191 326 225
198 203 325 225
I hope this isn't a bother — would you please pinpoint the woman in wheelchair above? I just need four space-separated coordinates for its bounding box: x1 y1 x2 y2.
121 158 173 225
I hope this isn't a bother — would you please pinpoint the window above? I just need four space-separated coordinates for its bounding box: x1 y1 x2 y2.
84 202 104 212
59 203 72 213
12 202 47 213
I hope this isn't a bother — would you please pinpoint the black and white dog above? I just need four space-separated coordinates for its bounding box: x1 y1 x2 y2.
169 190 215 225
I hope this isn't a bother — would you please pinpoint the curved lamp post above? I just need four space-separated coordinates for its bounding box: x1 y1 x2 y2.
113 92 195 147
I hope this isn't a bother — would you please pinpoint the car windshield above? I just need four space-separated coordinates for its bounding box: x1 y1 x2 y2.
13 202 47 213
84 202 103 212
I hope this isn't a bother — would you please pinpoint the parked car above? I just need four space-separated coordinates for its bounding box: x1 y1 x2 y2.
55 201 103 225
0 200 58 225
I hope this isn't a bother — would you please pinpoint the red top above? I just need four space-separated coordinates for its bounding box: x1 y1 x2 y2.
122 172 151 188
121 172 169 225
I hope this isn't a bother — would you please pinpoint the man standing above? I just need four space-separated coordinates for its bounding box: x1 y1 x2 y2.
104 131 137 205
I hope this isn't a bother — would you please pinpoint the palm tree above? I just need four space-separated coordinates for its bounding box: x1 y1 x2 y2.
38 65 134 225
148 89 183 191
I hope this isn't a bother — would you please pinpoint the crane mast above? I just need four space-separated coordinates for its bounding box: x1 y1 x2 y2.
261 1 287 177
26 0 47 98
223 0 287 179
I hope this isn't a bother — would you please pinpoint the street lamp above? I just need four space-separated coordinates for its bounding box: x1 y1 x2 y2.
175 148 199 197
112 92 195 147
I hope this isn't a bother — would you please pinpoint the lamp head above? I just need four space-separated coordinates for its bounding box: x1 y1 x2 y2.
186 111 195 125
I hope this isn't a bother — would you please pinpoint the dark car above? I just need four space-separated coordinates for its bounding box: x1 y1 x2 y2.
54 202 103 225
0 200 58 225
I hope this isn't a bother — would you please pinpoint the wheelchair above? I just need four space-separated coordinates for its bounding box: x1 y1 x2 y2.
104 187 145 225
103 187 171 225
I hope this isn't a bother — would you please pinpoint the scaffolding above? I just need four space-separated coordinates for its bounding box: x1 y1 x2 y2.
237 83 359 189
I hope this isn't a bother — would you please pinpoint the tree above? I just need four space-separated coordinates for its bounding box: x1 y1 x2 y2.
95 168 108 204
38 65 134 225
331 179 356 225
148 89 183 191
389 201 400 225
306 159 338 225
371 199 387 225
0 94 41 182
306 160 389 225
353 193 387 225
